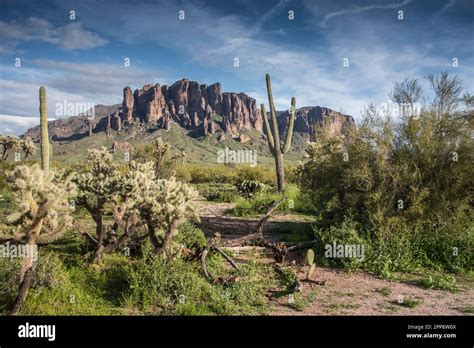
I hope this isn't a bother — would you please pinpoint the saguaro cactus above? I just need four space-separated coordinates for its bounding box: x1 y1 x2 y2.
39 86 50 171
261 74 296 192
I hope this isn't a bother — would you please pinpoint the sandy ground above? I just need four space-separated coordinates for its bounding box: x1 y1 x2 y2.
271 266 473 315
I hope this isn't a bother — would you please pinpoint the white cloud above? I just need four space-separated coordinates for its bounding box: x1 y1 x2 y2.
0 61 172 117
0 17 108 50
0 114 55 135
1 0 472 124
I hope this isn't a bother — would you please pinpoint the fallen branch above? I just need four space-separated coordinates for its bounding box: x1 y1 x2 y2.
213 246 239 270
200 195 322 286
201 248 212 281
303 279 326 286
255 194 288 235
287 240 317 252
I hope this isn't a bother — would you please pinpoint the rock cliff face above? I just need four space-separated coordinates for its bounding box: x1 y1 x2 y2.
277 106 355 136
116 79 262 135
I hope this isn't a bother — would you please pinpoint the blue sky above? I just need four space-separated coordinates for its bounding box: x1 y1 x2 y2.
0 0 473 134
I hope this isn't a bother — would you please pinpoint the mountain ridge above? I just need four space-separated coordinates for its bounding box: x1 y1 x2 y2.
22 78 355 144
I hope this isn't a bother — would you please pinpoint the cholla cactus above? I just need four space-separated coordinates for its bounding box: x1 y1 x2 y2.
171 151 187 164
73 148 199 261
152 137 170 177
73 147 122 263
123 161 199 256
236 180 264 199
1 164 75 315
20 137 37 159
0 136 37 161
170 151 187 176
0 135 21 161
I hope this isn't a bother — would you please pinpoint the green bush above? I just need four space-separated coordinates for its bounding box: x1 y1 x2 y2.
314 219 367 270
120 243 273 315
175 221 207 254
194 183 238 202
299 92 474 276
232 184 314 216
175 164 277 186
0 251 119 315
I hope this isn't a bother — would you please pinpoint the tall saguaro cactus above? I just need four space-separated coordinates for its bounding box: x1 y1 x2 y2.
39 86 50 171
261 74 296 192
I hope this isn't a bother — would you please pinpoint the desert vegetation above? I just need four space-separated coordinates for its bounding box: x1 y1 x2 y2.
0 72 472 316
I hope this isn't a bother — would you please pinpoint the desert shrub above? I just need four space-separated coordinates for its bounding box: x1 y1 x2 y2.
236 180 265 199
284 164 299 184
0 251 119 315
120 243 272 315
194 183 238 202
234 166 276 185
34 252 71 289
232 184 314 216
299 76 474 275
176 164 278 186
174 164 192 182
175 221 207 254
313 219 367 270
185 164 236 184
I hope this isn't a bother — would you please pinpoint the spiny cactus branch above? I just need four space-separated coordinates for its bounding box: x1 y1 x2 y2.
281 97 296 154
266 74 282 148
260 104 275 152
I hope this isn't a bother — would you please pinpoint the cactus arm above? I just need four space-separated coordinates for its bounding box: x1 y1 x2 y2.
260 104 275 153
281 97 296 154
39 86 50 171
265 74 281 151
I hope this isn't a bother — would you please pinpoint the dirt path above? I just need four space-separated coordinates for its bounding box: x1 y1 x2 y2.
195 200 474 316
195 200 314 241
271 267 473 316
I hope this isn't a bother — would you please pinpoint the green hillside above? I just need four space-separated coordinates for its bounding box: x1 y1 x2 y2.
25 122 308 167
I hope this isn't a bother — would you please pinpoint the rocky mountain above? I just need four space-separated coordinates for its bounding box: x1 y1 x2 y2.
277 106 355 138
23 104 120 141
22 78 354 144
111 79 262 136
